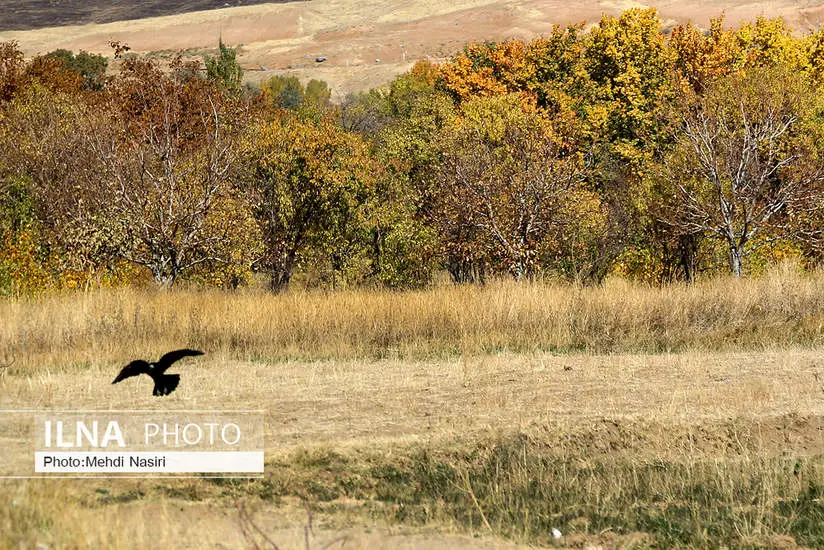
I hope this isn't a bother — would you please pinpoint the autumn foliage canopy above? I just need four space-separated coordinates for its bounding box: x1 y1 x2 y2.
3 10 824 295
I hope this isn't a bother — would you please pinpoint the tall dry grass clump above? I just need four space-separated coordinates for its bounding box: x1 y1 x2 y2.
2 263 824 370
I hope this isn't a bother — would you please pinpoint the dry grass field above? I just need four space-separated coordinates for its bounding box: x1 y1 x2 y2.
3 266 824 547
6 2 824 547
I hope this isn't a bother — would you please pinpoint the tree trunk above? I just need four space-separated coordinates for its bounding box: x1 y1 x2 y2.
510 257 536 282
678 233 699 284
153 273 176 287
268 250 297 293
511 258 526 281
269 270 292 293
447 256 485 285
729 244 743 278
151 260 178 287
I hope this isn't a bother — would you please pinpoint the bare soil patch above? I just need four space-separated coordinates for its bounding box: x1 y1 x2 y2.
3 348 824 459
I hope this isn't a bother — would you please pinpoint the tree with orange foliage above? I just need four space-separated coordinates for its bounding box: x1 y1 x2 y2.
81 57 253 286
0 65 110 289
0 42 25 103
669 18 739 93
437 40 526 101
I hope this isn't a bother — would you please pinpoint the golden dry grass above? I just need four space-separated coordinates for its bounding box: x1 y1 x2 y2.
3 346 824 457
3 267 824 548
3 263 824 371
0 478 539 549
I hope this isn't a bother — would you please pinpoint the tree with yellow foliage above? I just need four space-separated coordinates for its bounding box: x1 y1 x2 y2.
434 94 588 280
247 114 377 292
654 69 824 277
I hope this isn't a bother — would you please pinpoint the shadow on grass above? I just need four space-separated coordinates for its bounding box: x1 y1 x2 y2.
231 436 824 548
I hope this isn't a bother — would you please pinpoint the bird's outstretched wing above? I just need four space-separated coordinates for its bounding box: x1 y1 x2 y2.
155 349 205 374
112 360 151 384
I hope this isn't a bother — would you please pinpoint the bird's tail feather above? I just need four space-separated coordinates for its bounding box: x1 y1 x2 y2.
152 374 180 396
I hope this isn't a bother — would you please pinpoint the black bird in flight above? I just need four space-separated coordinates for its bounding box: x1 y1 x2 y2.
112 349 204 396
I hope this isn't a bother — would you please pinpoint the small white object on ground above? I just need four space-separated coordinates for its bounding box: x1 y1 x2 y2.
552 528 563 539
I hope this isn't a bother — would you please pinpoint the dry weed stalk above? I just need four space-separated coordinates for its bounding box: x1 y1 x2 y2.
813 371 824 395
0 354 14 377
235 498 347 550
236 498 280 550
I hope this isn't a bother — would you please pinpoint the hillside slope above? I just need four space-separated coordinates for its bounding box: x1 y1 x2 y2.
0 0 299 31
2 0 823 97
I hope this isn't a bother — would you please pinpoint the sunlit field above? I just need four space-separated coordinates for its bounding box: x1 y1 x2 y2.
7 0 824 545
3 267 824 548
4 263 824 369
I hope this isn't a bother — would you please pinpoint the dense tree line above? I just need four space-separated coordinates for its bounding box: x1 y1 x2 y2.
3 9 824 295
